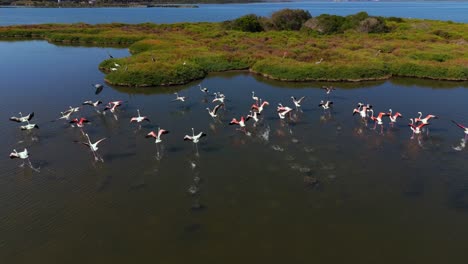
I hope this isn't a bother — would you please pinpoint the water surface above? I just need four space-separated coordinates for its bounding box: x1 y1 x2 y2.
1 40 468 263
1 1 467 25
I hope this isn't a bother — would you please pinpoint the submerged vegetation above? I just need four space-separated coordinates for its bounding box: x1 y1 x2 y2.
0 9 466 86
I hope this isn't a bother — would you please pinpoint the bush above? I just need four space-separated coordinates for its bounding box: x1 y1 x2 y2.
310 14 346 34
224 14 264 32
270 9 312 31
358 17 389 33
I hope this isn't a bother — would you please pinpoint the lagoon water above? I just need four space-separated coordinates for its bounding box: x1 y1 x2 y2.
1 1 468 25
1 40 468 263
2 1 468 262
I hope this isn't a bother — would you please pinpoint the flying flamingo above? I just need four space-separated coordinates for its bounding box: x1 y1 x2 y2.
9 148 39 172
199 84 209 94
10 112 34 123
130 109 150 123
321 86 335 95
70 117 90 128
415 112 437 124
92 84 104 95
291 96 306 109
369 109 388 133
146 128 170 159
277 104 293 120
229 116 247 128
184 128 206 144
451 120 468 140
387 109 403 126
173 93 187 102
318 100 333 110
20 120 39 130
82 100 102 107
80 133 106 162
103 101 123 113
146 128 169 144
206 104 223 118
353 103 372 119
251 101 269 114
212 92 225 103
415 112 437 135
408 118 429 139
247 110 260 123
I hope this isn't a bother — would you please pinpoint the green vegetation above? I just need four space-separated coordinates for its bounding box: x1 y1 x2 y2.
0 10 466 86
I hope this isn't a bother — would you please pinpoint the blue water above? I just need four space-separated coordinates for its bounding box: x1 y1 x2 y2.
1 1 467 26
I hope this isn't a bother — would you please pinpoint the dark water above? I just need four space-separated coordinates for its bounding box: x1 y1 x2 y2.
1 1 468 26
2 40 468 262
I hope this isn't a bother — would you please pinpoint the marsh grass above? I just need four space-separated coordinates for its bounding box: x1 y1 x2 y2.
0 15 466 86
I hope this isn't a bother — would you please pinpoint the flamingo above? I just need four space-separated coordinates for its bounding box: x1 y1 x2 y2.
291 96 306 109
387 109 403 125
114 62 120 67
206 104 223 118
321 86 335 95
252 91 259 102
184 128 206 143
199 84 209 94
20 121 39 130
92 84 104 95
10 112 34 123
103 101 123 113
251 101 269 114
408 118 429 139
247 110 260 123
229 116 247 128
80 133 106 161
212 93 225 104
173 93 187 102
369 109 388 133
59 111 73 120
452 120 468 140
10 148 29 160
277 104 293 120
82 100 102 107
59 106 80 120
70 117 90 128
315 58 323 64
415 112 437 124
318 100 333 110
369 109 388 125
9 148 39 172
63 106 80 115
110 67 118 71
353 103 372 119
130 109 150 123
146 128 169 144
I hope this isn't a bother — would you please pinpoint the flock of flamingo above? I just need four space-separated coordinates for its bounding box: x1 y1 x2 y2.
7 78 468 172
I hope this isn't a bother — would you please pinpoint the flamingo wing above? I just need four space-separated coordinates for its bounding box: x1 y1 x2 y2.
95 138 106 145
451 120 466 130
146 131 157 139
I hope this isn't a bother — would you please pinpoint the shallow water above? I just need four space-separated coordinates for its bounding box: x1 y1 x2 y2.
1 1 468 26
1 41 468 263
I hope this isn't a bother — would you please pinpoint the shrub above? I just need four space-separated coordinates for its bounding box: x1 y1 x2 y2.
386 17 404 23
270 9 312 31
311 14 346 34
224 14 264 32
358 17 389 33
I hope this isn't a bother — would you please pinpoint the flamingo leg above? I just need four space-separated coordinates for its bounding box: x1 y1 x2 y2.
380 124 384 135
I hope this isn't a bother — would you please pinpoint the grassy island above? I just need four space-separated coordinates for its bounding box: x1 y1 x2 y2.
0 9 466 86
